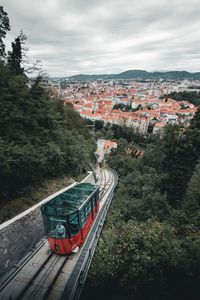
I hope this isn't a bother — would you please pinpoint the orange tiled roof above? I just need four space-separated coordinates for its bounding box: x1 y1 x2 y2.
111 109 123 114
104 140 117 149
155 122 165 127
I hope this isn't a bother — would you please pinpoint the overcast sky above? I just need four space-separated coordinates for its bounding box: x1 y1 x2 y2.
1 0 200 77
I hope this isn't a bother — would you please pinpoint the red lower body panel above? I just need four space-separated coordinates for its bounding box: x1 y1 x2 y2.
47 202 100 254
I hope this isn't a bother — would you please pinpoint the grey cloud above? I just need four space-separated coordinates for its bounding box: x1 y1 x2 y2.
1 0 200 76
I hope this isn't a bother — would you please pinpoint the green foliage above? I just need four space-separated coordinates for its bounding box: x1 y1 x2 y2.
84 220 200 300
164 91 200 106
92 120 149 146
0 6 10 57
70 70 200 81
158 125 194 205
111 124 148 145
183 161 200 226
113 103 131 111
0 6 96 204
113 103 141 112
83 113 200 300
7 35 23 75
140 124 200 206
0 62 95 203
94 119 104 130
64 102 93 139
189 106 200 130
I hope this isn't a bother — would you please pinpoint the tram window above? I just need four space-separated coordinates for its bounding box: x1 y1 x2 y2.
56 224 66 237
79 208 86 226
84 201 91 218
43 216 68 238
68 213 80 235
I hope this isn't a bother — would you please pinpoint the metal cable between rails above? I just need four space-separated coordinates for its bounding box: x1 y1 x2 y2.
14 251 54 300
41 255 69 300
7 251 69 300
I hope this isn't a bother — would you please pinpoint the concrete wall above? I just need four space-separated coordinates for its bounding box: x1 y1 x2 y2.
0 172 94 278
0 206 45 278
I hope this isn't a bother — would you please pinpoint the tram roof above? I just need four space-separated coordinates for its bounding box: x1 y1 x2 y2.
41 182 98 216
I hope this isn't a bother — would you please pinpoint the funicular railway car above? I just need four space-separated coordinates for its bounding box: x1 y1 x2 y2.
98 159 104 168
41 183 100 254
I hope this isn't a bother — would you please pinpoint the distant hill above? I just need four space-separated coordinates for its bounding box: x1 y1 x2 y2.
66 70 200 81
68 73 115 80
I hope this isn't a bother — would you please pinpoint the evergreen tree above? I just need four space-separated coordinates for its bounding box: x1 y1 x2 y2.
159 125 191 205
7 34 24 75
0 63 96 202
0 6 10 57
183 161 200 226
189 106 200 130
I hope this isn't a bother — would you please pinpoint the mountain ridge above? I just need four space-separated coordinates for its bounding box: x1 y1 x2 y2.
64 69 200 81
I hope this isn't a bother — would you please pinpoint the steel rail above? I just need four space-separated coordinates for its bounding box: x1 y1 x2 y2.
41 255 69 300
15 251 54 300
0 238 46 293
99 168 113 199
99 168 109 193
13 252 68 300
27 254 61 300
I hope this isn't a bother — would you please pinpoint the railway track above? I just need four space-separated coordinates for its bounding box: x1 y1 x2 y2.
60 168 118 300
98 167 106 193
0 245 69 300
99 168 114 198
15 251 55 300
14 253 70 300
0 167 118 300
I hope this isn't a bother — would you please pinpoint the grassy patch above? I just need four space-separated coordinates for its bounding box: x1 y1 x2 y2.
0 172 88 225
73 172 90 182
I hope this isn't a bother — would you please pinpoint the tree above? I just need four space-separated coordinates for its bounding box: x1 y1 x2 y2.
84 219 200 300
164 91 200 106
141 124 197 206
7 34 24 75
0 6 10 57
94 120 104 130
7 28 41 75
0 66 96 202
183 161 200 226
189 107 200 130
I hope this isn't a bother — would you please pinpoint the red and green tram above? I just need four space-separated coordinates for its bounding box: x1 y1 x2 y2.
41 183 100 254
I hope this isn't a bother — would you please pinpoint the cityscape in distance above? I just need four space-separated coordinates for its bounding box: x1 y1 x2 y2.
48 70 200 135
